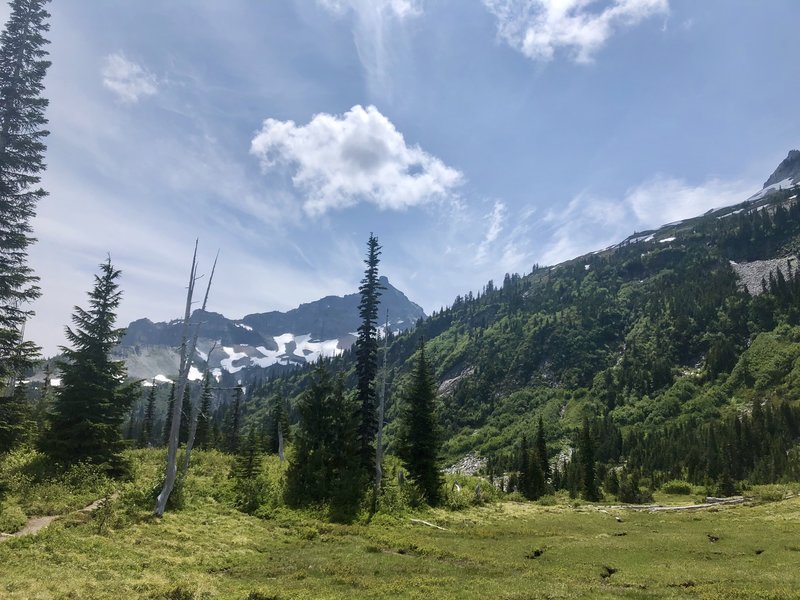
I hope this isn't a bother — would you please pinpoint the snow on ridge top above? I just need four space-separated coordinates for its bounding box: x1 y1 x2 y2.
747 177 797 202
659 237 676 243
236 323 253 331
154 374 173 384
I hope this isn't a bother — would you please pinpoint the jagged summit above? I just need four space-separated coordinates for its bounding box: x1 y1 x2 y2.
763 149 800 189
117 276 426 382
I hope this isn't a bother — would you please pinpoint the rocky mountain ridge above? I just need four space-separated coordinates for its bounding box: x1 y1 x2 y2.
117 275 425 382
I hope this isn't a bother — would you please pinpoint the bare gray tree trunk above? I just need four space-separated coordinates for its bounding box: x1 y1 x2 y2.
182 255 218 472
277 426 285 463
154 242 198 516
374 310 389 496
182 340 217 473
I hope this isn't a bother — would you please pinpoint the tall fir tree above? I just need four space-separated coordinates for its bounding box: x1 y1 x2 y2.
286 365 361 520
233 427 261 481
517 434 531 495
0 0 51 390
41 259 133 474
138 382 157 448
265 392 288 457
535 415 550 480
578 417 600 502
397 338 443 505
194 373 212 450
355 233 384 478
29 362 53 437
0 379 29 452
224 384 243 453
162 383 175 446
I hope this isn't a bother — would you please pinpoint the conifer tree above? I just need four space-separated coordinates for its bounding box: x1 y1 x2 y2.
41 258 133 474
224 384 243 453
517 434 531 495
162 383 175 446
535 415 549 480
286 365 360 519
138 382 157 448
578 417 600 501
516 433 546 501
194 373 212 450
231 427 264 514
29 363 53 437
0 380 29 452
397 339 443 505
0 0 51 391
233 427 262 481
355 234 384 477
266 392 288 459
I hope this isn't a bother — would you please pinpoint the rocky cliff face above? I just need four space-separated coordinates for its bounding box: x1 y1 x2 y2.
763 149 800 189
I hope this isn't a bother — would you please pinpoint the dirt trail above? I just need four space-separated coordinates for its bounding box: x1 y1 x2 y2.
0 494 115 542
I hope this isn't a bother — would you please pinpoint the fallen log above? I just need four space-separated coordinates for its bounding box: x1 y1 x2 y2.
410 518 450 531
603 496 749 512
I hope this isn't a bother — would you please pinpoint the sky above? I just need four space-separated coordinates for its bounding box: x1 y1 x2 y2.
6 0 799 356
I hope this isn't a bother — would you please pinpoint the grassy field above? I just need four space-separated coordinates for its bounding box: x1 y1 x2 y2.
1 450 799 599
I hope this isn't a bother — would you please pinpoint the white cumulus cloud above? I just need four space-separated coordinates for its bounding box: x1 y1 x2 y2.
101 53 158 103
483 0 669 63
250 104 462 216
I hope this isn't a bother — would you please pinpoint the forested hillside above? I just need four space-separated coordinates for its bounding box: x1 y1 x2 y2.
241 183 800 497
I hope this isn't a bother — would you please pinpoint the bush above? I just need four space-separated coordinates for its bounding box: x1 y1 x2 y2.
441 474 501 510
0 498 26 533
661 480 693 495
0 449 111 516
617 471 654 504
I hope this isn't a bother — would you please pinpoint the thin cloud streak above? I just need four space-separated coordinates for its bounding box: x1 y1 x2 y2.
317 0 421 96
538 176 756 266
101 53 158 103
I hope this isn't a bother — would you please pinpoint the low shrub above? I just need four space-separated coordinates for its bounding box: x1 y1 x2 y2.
661 480 693 495
0 498 26 533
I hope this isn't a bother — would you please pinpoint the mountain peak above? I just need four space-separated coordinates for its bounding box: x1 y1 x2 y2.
763 149 800 188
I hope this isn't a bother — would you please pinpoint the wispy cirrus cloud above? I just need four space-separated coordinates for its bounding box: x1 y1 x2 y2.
101 52 158 103
483 0 669 63
250 104 462 216
318 0 422 95
476 200 507 263
539 175 755 265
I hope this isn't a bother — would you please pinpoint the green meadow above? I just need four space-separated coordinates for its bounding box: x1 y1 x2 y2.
1 449 799 600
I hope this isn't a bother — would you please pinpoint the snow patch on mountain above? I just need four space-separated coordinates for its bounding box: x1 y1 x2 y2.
293 334 343 363
748 177 797 202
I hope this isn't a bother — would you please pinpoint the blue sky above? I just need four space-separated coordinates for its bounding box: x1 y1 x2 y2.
8 0 799 355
